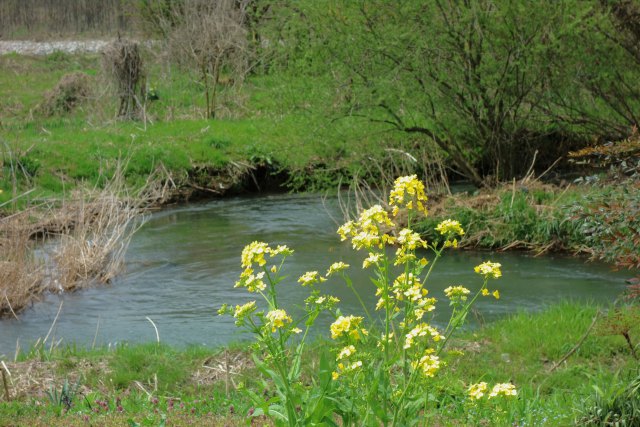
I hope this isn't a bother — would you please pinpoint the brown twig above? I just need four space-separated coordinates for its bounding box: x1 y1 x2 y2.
1 362 10 401
549 310 601 372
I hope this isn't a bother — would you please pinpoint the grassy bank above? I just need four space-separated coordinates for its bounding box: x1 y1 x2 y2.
0 52 408 205
0 302 638 426
417 179 640 280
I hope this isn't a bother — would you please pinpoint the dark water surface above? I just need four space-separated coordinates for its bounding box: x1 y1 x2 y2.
0 193 630 355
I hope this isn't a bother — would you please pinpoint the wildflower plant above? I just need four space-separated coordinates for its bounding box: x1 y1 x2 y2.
220 175 516 425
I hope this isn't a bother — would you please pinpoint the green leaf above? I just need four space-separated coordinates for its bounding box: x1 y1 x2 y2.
289 342 304 382
266 404 288 421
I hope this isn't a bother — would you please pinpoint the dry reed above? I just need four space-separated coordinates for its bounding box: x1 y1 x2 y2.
0 212 46 317
0 162 173 318
52 163 169 291
333 147 450 224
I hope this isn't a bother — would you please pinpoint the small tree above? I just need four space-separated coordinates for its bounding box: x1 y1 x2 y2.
167 0 248 119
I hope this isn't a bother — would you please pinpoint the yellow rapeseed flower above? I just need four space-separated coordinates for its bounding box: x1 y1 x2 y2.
241 241 269 268
330 315 364 340
270 245 293 256
235 269 266 292
351 231 381 251
265 309 292 333
392 272 418 290
493 289 500 299
358 205 393 233
474 261 502 279
443 238 459 248
489 383 517 398
337 345 356 360
298 271 326 287
397 228 427 250
331 359 363 381
337 221 356 241
435 219 465 236
388 175 428 216
363 252 381 268
240 242 293 269
233 301 257 319
412 353 440 377
468 382 488 400
404 323 443 349
326 262 349 276
444 286 471 301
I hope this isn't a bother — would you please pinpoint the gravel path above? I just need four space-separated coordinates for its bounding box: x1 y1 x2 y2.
0 40 111 55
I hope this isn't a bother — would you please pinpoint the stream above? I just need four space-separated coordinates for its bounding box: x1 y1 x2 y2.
0 193 630 355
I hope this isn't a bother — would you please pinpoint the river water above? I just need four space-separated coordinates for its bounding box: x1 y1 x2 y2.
0 193 630 355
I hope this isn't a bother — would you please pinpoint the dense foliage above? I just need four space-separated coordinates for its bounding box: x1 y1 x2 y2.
251 0 640 184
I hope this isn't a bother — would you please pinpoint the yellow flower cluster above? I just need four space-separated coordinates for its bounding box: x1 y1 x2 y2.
298 271 326 287
337 345 356 360
411 352 440 378
489 383 517 398
265 309 293 333
235 269 266 292
376 273 435 319
395 229 427 265
241 241 270 268
338 205 394 251
468 382 517 400
241 242 294 268
467 382 488 400
388 175 428 217
474 261 502 279
362 252 381 269
313 295 340 306
436 219 465 248
435 219 465 236
233 301 257 320
236 242 294 292
330 315 365 340
403 323 443 349
444 285 471 302
326 261 349 276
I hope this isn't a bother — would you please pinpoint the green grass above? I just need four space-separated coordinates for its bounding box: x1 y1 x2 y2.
0 52 403 206
1 302 638 426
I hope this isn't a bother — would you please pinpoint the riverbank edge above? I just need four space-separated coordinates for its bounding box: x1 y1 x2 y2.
0 301 638 426
2 163 637 319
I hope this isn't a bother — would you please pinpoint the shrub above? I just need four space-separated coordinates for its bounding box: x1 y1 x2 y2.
37 71 91 116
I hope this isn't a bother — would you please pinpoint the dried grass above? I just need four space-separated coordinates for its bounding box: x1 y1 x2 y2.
1 358 107 400
52 164 170 291
190 350 254 391
0 212 46 317
37 71 92 116
333 146 450 224
0 162 173 317
102 38 145 120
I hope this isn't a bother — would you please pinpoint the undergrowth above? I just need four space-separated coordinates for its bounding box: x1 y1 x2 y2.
0 302 638 426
